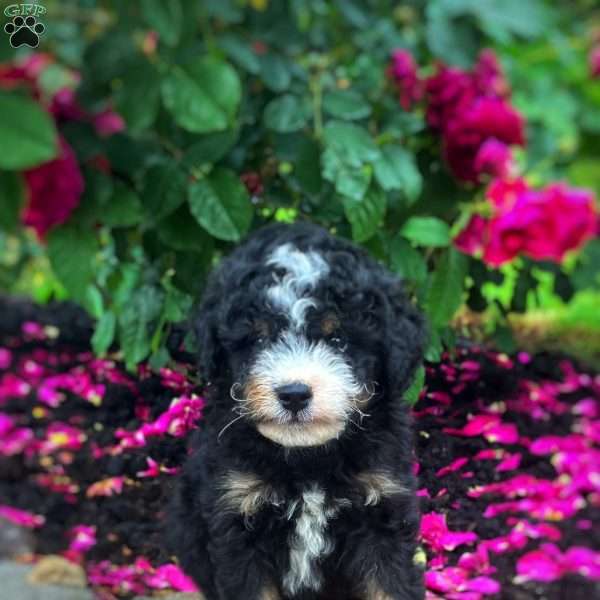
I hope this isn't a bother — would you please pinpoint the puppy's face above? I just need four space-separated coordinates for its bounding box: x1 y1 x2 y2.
219 242 382 447
198 229 424 448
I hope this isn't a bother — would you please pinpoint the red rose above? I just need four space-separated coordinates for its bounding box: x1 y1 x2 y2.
456 178 598 266
473 49 510 98
425 65 475 132
0 53 53 91
487 177 529 210
22 137 84 238
443 98 525 182
484 191 547 265
528 183 597 261
454 214 488 256
387 50 423 111
49 87 87 122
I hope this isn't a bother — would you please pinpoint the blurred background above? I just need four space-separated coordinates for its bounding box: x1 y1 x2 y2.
0 0 599 370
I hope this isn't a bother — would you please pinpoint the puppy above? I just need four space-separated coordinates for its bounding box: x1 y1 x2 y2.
168 222 426 600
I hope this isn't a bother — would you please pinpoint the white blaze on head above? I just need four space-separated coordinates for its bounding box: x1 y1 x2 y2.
266 243 329 330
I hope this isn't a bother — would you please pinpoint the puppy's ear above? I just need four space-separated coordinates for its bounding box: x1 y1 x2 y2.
376 271 427 397
194 271 226 383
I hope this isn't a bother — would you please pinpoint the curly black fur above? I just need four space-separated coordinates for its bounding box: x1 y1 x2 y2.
167 223 427 600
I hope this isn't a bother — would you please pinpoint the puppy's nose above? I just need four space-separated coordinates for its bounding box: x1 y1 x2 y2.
276 383 312 414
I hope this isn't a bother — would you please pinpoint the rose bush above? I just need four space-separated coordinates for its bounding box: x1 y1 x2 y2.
0 0 599 370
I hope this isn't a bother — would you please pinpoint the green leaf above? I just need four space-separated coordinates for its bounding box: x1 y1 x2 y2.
92 311 116 356
218 34 260 74
470 0 551 41
323 121 381 166
149 346 170 370
264 95 309 133
183 129 238 167
425 3 479 68
425 248 468 327
115 61 161 134
102 182 143 228
140 0 183 46
343 187 386 243
0 92 58 169
119 285 164 369
158 206 215 253
188 168 252 241
85 285 104 319
322 121 380 201
425 328 443 362
163 285 193 322
323 89 371 120
47 224 98 301
260 54 292 92
390 236 427 286
161 58 241 133
405 365 425 405
0 171 24 232
374 145 422 202
329 160 371 201
400 216 451 247
113 264 141 311
142 163 187 223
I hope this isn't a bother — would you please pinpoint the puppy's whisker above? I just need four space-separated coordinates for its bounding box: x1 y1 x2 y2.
230 382 247 403
352 405 371 419
347 416 366 431
217 414 246 441
231 406 251 417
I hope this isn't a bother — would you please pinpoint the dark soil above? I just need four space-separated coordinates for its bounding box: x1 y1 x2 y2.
0 298 598 599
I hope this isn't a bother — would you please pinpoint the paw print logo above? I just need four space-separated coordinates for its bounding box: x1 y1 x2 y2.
4 15 45 48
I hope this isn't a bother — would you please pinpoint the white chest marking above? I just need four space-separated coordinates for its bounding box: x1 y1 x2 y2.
283 486 334 594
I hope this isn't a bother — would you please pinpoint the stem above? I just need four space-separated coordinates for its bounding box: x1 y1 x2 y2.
310 72 324 140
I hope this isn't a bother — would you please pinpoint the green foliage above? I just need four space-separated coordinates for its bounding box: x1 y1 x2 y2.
0 0 599 368
161 58 242 134
189 168 252 242
0 172 24 232
46 223 98 303
0 92 58 169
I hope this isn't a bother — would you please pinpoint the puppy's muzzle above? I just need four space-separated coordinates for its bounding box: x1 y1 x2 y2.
276 382 312 415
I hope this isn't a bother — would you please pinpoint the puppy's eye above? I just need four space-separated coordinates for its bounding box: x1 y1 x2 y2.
253 319 270 342
321 314 339 336
330 336 347 351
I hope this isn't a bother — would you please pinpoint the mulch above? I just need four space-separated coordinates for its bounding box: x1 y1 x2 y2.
0 298 598 599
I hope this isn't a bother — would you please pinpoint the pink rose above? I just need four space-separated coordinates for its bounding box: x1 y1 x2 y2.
474 138 514 179
590 46 600 78
93 108 126 137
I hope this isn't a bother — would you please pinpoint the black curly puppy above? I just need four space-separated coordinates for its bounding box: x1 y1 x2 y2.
168 223 426 600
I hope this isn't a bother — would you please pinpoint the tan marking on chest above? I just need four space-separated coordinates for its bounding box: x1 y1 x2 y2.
355 471 409 506
259 583 281 600
363 579 394 599
218 471 279 517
